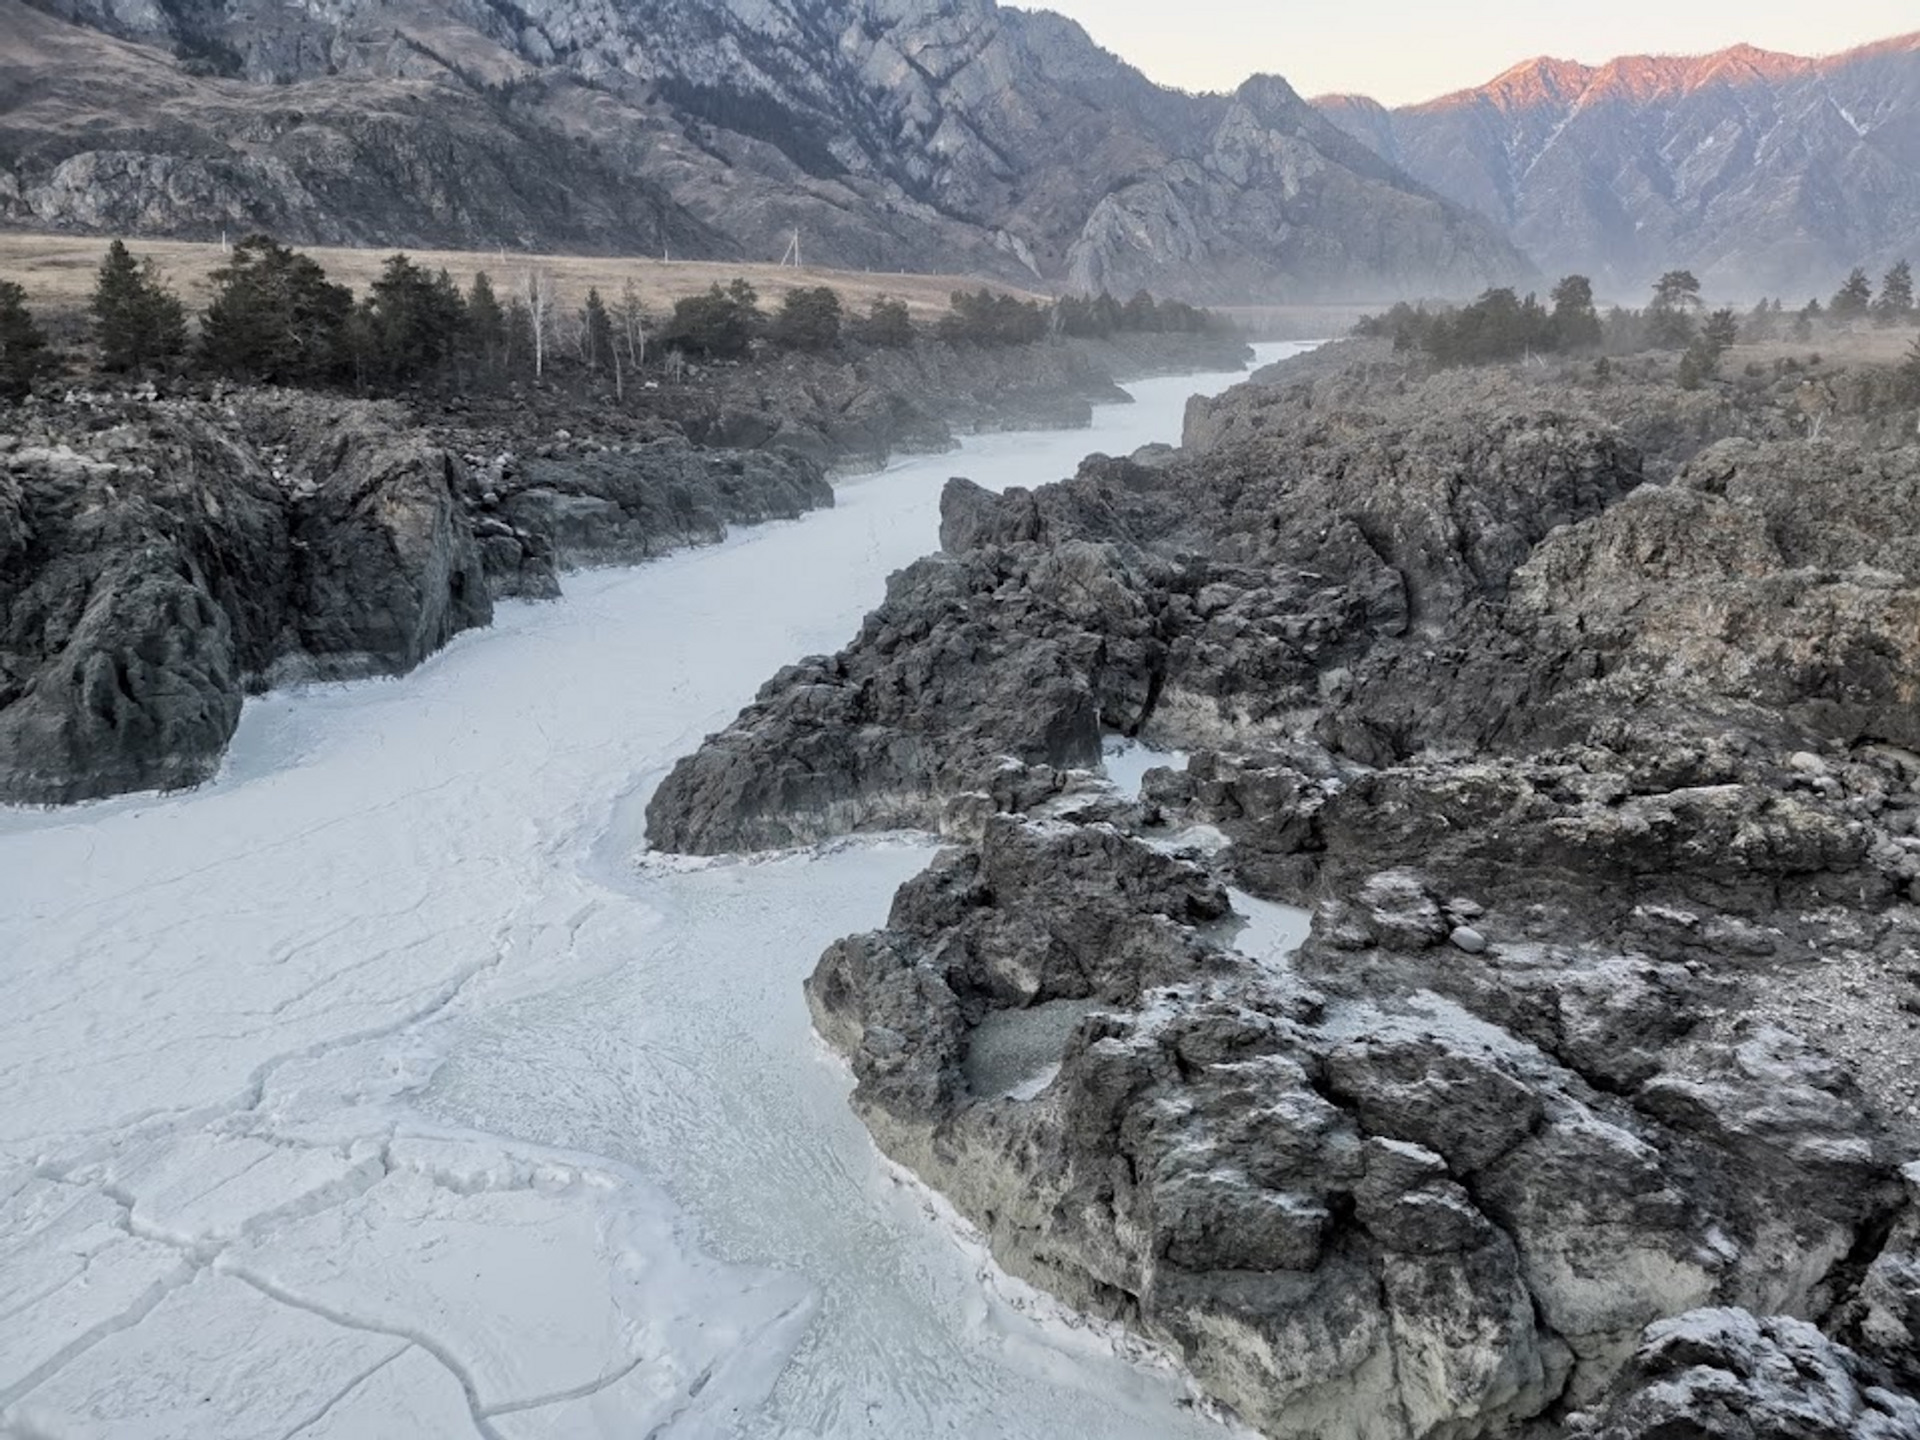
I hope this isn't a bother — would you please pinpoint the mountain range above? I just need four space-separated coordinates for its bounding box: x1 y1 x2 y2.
0 0 1526 302
1316 33 1920 300
3 1 1916 305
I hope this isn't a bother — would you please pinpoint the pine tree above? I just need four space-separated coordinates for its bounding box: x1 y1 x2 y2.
855 296 914 348
581 287 614 371
1677 341 1716 390
0 280 50 400
1549 274 1602 351
465 272 506 376
1899 335 1920 405
769 286 843 351
1875 260 1914 326
504 298 535 375
91 240 187 373
663 281 762 359
1701 308 1740 359
201 235 354 384
1648 270 1703 349
357 254 465 388
1831 267 1874 321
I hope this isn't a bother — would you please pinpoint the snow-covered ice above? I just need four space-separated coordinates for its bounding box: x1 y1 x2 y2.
0 347 1311 1437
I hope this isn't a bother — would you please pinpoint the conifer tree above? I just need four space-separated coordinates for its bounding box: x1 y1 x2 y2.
465 272 506 376
356 254 465 388
581 287 614 370
1831 268 1873 321
1549 274 1602 350
90 240 187 372
201 235 354 384
1648 270 1702 349
1701 308 1740 359
769 286 842 351
0 280 50 400
1875 260 1914 326
855 296 914 348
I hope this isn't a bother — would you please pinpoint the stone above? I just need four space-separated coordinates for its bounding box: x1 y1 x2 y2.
652 341 1920 1435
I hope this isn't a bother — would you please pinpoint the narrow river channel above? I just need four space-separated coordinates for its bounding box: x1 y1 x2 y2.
0 347 1309 1438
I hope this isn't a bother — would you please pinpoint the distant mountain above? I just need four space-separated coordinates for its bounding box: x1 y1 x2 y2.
0 0 1528 302
1315 33 1920 301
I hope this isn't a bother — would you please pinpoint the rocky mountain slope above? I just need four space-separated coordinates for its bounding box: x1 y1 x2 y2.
1316 34 1920 300
647 343 1920 1436
0 0 1527 302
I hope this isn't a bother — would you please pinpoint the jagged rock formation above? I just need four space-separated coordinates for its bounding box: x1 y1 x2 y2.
0 0 1528 301
1575 1309 1920 1438
649 342 1920 1436
0 393 827 803
1315 33 1920 298
0 329 1244 805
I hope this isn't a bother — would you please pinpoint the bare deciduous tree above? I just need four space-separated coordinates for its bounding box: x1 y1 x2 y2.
521 269 555 377
615 280 648 374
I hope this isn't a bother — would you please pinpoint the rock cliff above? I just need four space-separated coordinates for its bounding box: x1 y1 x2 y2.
648 342 1920 1436
0 329 1204 804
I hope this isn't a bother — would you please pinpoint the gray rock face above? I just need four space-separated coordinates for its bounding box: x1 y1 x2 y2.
1577 1309 1920 1439
0 391 831 804
806 816 1902 1439
0 329 1209 806
1315 34 1920 298
652 341 1920 1435
3 0 1529 300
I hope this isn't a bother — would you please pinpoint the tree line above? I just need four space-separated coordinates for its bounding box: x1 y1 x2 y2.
1358 259 1920 390
0 235 1230 401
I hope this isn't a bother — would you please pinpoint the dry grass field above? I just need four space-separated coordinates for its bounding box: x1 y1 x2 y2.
0 232 1050 322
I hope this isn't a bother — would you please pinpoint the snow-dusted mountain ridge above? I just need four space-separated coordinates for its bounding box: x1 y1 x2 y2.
1316 33 1920 298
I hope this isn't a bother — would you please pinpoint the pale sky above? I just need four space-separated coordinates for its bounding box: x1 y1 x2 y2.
1016 2 1920 104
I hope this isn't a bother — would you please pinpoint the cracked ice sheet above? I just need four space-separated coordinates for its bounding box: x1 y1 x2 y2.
0 1177 186 1398
3 1271 413 1439
0 351 1309 1436
219 1135 813 1423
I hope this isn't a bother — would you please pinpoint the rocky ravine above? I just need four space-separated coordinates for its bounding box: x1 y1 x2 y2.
0 332 1235 805
648 345 1920 1437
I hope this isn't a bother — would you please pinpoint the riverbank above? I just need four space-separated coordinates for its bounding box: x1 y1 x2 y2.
0 329 1251 804
0 357 1280 1438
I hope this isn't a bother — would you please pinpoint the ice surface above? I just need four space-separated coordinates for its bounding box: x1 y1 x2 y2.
1102 735 1192 797
0 347 1311 1436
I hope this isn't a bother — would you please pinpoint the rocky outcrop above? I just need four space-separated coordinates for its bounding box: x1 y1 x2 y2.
807 815 1906 1439
1576 1309 1920 1439
2 0 1529 301
1315 32 1920 297
0 391 830 804
650 343 1920 1435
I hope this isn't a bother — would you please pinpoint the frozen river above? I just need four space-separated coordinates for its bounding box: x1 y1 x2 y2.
0 347 1308 1438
